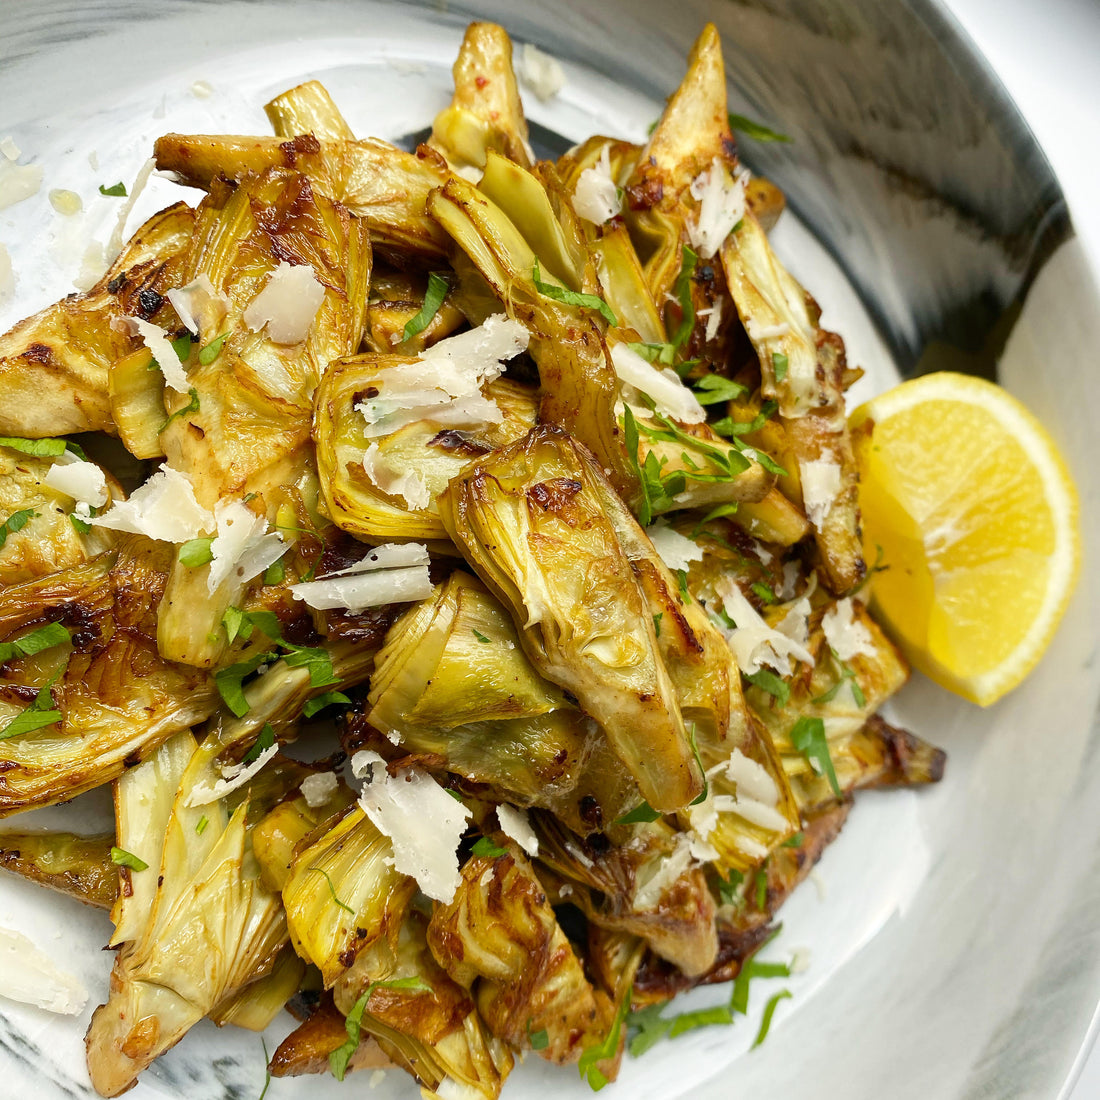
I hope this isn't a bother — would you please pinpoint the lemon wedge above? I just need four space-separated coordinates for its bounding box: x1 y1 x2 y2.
850 372 1080 706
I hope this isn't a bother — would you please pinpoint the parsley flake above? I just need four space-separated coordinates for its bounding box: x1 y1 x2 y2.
471 837 507 859
0 667 65 740
532 259 617 326
402 272 451 341
198 333 230 365
99 181 127 196
242 724 276 764
178 537 214 567
668 246 698 349
693 374 747 406
472 629 491 644
789 715 841 797
727 113 791 143
614 802 661 825
0 622 70 663
772 351 789 382
744 668 790 708
162 387 199 430
577 986 631 1091
527 1020 550 1051
0 508 37 550
110 846 148 871
303 691 352 718
329 977 432 1081
308 865 355 915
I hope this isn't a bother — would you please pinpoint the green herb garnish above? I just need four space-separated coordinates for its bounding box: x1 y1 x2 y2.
692 375 747 406
577 986 631 1091
752 990 792 1047
303 691 352 718
199 333 230 365
178 537 214 567
789 715 841 797
772 351 789 382
0 508 37 550
242 723 276 764
527 1020 550 1051
533 259 617 326
472 629 491 644
308 865 355 915
162 387 200 429
0 667 65 740
614 802 661 825
99 181 127 196
110 846 148 871
329 976 432 1081
0 622 70 663
745 668 791 707
402 272 451 341
471 837 508 859
668 245 698 349
728 113 791 143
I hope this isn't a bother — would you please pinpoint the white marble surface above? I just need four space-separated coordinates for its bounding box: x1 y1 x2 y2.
939 3 1100 1095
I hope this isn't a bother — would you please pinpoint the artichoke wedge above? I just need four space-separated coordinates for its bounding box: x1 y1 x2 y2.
365 268 467 355
439 425 702 813
429 22 533 177
0 541 217 816
313 354 537 543
533 812 718 978
282 804 417 988
0 830 116 909
0 202 194 437
366 571 596 806
0 443 116 585
720 213 864 593
427 835 614 1065
86 732 307 1097
332 911 514 1100
265 80 356 141
155 132 454 262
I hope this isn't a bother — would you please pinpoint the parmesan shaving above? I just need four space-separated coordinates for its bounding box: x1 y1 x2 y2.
704 297 723 342
0 244 13 304
299 772 339 809
799 457 842 527
356 315 528 439
207 499 285 595
106 157 156 263
191 80 214 99
497 804 538 857
0 160 43 211
822 597 876 660
352 749 471 903
91 464 214 543
289 542 433 611
633 835 693 911
362 443 432 511
518 43 565 102
687 160 749 259
723 748 779 806
186 743 279 807
0 926 88 1015
746 319 791 342
44 456 109 508
0 137 19 161
612 343 706 424
646 519 704 573
48 189 83 216
243 261 325 344
112 315 188 392
573 145 621 225
712 576 814 676
167 274 230 338
776 595 811 651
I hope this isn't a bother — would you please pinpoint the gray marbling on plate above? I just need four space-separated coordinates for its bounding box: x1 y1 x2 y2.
0 1 1098 1099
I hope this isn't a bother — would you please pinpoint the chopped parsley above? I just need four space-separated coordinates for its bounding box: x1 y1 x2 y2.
162 387 200 429
727 113 791 143
626 341 676 366
652 612 662 638
789 715 841 797
402 272 451 341
98 181 127 196
302 691 352 718
258 1038 271 1100
0 508 37 550
215 652 279 717
0 622 70 663
688 725 708 806
752 990 792 1047
196 815 209 835
0 436 67 457
329 976 432 1081
577 986 631 1090
110 846 148 871
262 557 286 585
754 866 769 911
472 629 491 644
717 868 745 907
178 537 214 567
692 374 747 406
614 802 661 825
527 1020 550 1051
308 865 355 915
780 831 804 849
198 333 230 365
69 513 93 534
772 351 789 383
242 723 276 764
751 581 776 604
0 666 65 740
471 837 508 859
532 259 617 327
745 668 790 708
812 650 867 708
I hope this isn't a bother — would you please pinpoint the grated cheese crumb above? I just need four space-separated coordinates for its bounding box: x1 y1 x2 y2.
799 456 842 527
518 43 565 102
573 145 621 225
299 772 339 809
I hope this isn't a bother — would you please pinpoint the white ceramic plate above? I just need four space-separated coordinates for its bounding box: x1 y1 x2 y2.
1 2 1099 1099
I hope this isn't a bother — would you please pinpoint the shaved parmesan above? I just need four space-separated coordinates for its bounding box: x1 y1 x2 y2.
92 464 213 543
633 834 693 911
646 519 704 573
776 595 811 651
0 926 87 1015
299 771 339 809
113 315 188 392
746 319 790 342
44 456 108 508
362 443 432 510
573 145 621 225
356 315 528 439
106 157 156 263
723 747 779 806
243 261 325 344
167 274 230 337
497 803 538 857
703 297 724 342
0 137 19 161
799 457 842 527
688 160 749 259
712 576 814 676
0 244 12 304
207 499 284 595
48 189 82 216
822 597 876 660
186 743 278 807
289 542 432 611
190 79 214 99
776 559 800 600
0 160 43 211
519 43 565 102
352 749 471 903
612 343 705 424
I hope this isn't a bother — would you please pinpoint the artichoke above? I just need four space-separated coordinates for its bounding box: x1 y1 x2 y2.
0 829 116 909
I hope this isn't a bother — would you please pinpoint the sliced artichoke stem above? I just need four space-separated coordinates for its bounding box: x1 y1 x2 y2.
0 830 117 910
156 556 248 668
265 80 355 140
734 487 811 546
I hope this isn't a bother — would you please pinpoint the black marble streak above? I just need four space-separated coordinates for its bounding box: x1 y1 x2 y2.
0 1024 88 1099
